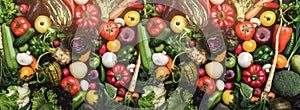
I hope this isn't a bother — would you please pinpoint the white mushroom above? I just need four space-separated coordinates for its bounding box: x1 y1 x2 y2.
126 64 136 73
152 53 169 66
250 18 261 27
262 64 272 73
114 18 125 27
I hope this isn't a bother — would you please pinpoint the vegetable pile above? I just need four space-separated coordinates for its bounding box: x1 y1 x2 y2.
1 0 300 109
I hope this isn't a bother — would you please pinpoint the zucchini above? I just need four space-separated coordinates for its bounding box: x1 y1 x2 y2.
137 21 155 70
282 32 295 57
1 23 19 70
14 28 35 47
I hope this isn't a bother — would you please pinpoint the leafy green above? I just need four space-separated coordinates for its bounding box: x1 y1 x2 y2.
31 87 61 110
167 87 197 110
0 0 21 24
138 91 155 108
0 90 18 110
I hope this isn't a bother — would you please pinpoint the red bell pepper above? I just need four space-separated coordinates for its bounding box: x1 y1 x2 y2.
235 21 255 41
211 4 235 28
272 24 293 53
64 0 75 18
74 4 99 28
146 17 167 36
60 76 80 95
128 2 144 9
11 17 31 36
197 76 216 95
242 64 267 88
261 2 280 9
106 64 131 88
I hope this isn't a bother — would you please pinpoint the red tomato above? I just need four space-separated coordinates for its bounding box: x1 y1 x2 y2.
197 76 216 95
11 17 31 36
235 21 255 41
99 21 120 41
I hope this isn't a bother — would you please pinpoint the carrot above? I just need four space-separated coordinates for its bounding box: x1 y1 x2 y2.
131 92 140 100
109 0 138 20
251 96 260 103
245 0 273 20
115 96 125 102
30 55 38 70
166 55 176 71
268 91 276 100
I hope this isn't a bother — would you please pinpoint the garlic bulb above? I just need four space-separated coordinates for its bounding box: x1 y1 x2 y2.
152 53 169 66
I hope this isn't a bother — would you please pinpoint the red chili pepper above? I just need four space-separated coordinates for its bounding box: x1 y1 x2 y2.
261 2 280 9
128 2 144 9
64 0 75 18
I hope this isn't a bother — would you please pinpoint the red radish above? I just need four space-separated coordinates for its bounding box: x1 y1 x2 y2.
198 68 206 77
89 82 97 89
19 4 29 13
53 39 60 47
62 68 70 77
99 44 107 55
253 88 262 97
117 87 127 97
189 39 196 47
155 4 165 13
225 82 233 90
235 44 242 55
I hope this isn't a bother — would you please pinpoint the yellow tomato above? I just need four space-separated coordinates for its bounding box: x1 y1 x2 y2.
20 66 34 81
260 11 276 27
242 39 257 52
155 66 170 81
106 39 121 52
124 11 140 26
276 54 287 69
222 90 234 105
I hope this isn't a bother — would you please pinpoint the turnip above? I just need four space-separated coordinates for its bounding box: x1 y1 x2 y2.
238 52 253 68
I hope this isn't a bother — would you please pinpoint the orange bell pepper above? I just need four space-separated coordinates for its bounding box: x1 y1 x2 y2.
273 24 293 53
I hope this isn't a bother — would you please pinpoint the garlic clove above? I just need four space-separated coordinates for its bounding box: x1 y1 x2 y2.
16 53 33 66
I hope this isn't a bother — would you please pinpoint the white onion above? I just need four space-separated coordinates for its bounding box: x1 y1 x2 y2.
205 61 224 79
69 61 88 79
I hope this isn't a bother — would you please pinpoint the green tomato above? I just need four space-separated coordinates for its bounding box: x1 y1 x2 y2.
222 90 234 105
225 56 236 69
89 57 100 68
170 15 187 33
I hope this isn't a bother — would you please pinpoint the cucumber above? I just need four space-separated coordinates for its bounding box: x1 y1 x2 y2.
282 32 295 57
137 21 155 70
1 23 19 70
14 28 35 47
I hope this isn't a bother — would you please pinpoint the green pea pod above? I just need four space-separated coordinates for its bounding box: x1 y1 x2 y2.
236 64 241 82
208 91 223 110
253 45 274 64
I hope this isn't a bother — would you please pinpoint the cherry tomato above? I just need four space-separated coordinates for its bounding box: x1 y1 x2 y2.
242 39 257 52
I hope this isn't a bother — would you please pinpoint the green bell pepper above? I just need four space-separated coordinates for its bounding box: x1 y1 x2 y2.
253 45 274 64
117 45 138 64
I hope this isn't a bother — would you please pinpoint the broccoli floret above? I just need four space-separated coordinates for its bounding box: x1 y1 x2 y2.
272 70 300 97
